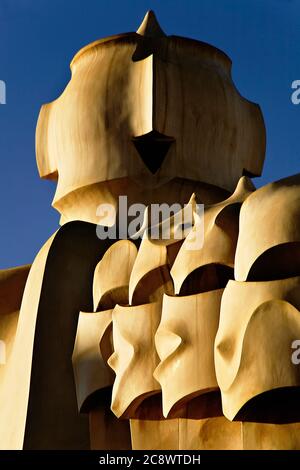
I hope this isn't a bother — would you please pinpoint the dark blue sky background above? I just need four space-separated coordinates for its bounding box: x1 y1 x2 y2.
0 0 299 268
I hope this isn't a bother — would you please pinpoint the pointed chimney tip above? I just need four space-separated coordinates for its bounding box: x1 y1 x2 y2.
137 10 166 38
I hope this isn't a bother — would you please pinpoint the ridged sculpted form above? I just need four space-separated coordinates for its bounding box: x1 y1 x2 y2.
213 172 300 424
215 277 300 420
71 174 259 448
235 173 300 281
108 302 161 418
154 290 223 417
72 309 114 412
73 240 138 411
69 172 300 448
93 240 138 311
171 176 254 294
128 195 196 304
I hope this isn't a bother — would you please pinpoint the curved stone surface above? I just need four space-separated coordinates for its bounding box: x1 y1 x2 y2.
72 309 114 412
154 290 222 417
93 240 138 311
128 196 197 304
108 302 161 418
235 173 300 281
0 222 117 449
215 277 300 420
171 177 254 294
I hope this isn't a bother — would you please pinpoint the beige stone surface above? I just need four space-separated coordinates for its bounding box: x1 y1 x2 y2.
0 222 119 449
93 240 138 311
0 265 31 391
171 176 254 294
72 309 114 412
128 196 197 304
243 422 300 450
215 277 300 420
235 173 300 281
130 417 243 450
130 418 180 450
0 236 55 449
108 302 161 418
154 290 222 417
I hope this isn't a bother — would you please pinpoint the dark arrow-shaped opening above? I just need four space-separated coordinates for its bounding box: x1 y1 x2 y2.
132 129 175 174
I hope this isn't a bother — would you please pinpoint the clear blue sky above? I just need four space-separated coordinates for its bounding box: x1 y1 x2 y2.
0 0 299 268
